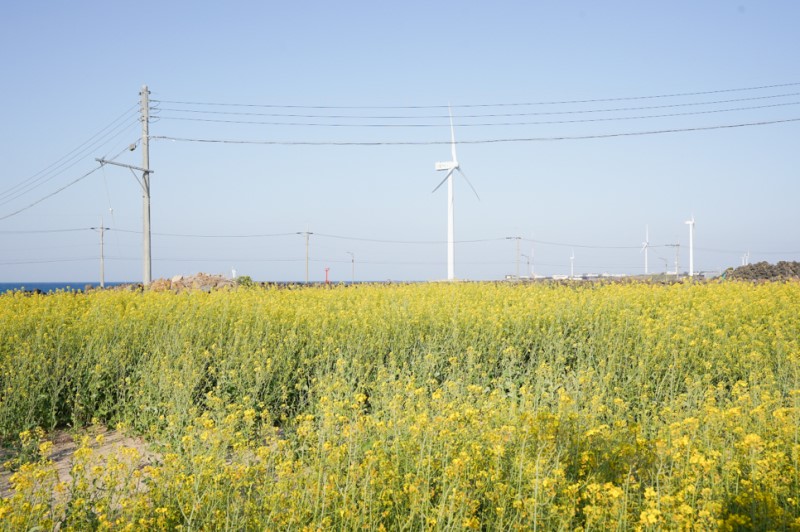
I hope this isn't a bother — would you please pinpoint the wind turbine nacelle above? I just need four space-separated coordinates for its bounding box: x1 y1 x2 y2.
435 161 457 171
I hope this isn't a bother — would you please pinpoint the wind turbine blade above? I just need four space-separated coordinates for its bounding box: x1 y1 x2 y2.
449 105 457 162
456 167 480 201
431 170 454 194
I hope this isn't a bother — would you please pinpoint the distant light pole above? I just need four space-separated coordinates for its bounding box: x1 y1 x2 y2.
346 251 355 283
530 245 535 279
658 257 668 276
506 236 522 280
521 253 531 279
685 215 695 277
90 218 110 288
297 229 313 283
665 244 680 279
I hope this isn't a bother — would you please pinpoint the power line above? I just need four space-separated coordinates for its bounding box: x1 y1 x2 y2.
696 246 800 255
150 117 800 146
0 166 103 221
87 256 583 267
154 101 800 128
0 258 97 266
5 224 797 255
0 228 92 234
0 143 134 221
313 232 507 245
523 237 668 250
0 105 138 202
150 81 800 109
0 118 140 207
110 228 299 238
153 92 800 120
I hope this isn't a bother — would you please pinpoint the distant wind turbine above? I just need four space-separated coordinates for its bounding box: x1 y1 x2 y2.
685 215 695 277
570 249 575 279
433 106 479 281
641 225 650 275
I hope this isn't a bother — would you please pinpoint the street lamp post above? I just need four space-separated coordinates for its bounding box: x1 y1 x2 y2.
346 252 355 284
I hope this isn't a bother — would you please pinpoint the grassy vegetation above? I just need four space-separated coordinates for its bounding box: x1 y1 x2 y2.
1 281 799 529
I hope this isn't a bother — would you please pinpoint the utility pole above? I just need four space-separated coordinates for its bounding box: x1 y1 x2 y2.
96 85 153 287
665 243 680 280
91 219 110 288
141 85 151 286
507 236 522 280
664 243 681 281
100 221 105 288
521 253 531 279
298 230 313 283
685 216 695 278
659 257 668 276
346 251 355 283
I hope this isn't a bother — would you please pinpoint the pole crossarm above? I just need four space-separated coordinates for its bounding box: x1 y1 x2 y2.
95 158 153 174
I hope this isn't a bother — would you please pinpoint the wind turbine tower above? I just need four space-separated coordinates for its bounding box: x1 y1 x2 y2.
642 225 650 275
570 250 575 279
685 215 695 277
433 106 479 280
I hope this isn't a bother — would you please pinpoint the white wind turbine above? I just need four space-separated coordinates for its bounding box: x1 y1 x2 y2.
570 249 575 279
641 225 650 275
433 106 479 281
685 215 695 277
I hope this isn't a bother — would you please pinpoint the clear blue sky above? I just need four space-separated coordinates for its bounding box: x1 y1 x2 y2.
1 1 798 282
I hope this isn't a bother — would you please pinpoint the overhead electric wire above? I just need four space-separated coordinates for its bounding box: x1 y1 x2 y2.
150 116 800 147
0 166 103 221
154 100 800 128
110 228 299 238
98 228 680 250
0 143 134 221
696 246 800 255
0 117 140 207
92 256 552 267
0 228 92 234
523 237 667 250
153 92 800 120
150 81 800 109
313 232 507 245
4 222 795 257
0 105 138 201
0 258 97 266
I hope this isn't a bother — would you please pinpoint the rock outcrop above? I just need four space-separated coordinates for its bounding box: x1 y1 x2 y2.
148 272 235 292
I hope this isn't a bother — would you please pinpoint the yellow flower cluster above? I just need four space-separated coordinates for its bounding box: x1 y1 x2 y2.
0 280 799 528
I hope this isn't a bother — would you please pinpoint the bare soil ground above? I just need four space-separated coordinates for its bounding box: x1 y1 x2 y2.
1 425 156 498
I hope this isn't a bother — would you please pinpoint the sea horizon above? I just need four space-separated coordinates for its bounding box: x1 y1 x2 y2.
0 281 134 294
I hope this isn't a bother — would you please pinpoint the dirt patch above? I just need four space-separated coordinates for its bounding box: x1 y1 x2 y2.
1 426 157 498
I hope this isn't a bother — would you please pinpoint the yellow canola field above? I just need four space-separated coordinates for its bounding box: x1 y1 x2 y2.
0 281 799 530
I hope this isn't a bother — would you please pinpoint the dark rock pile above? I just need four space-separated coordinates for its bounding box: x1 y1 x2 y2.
726 261 800 281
